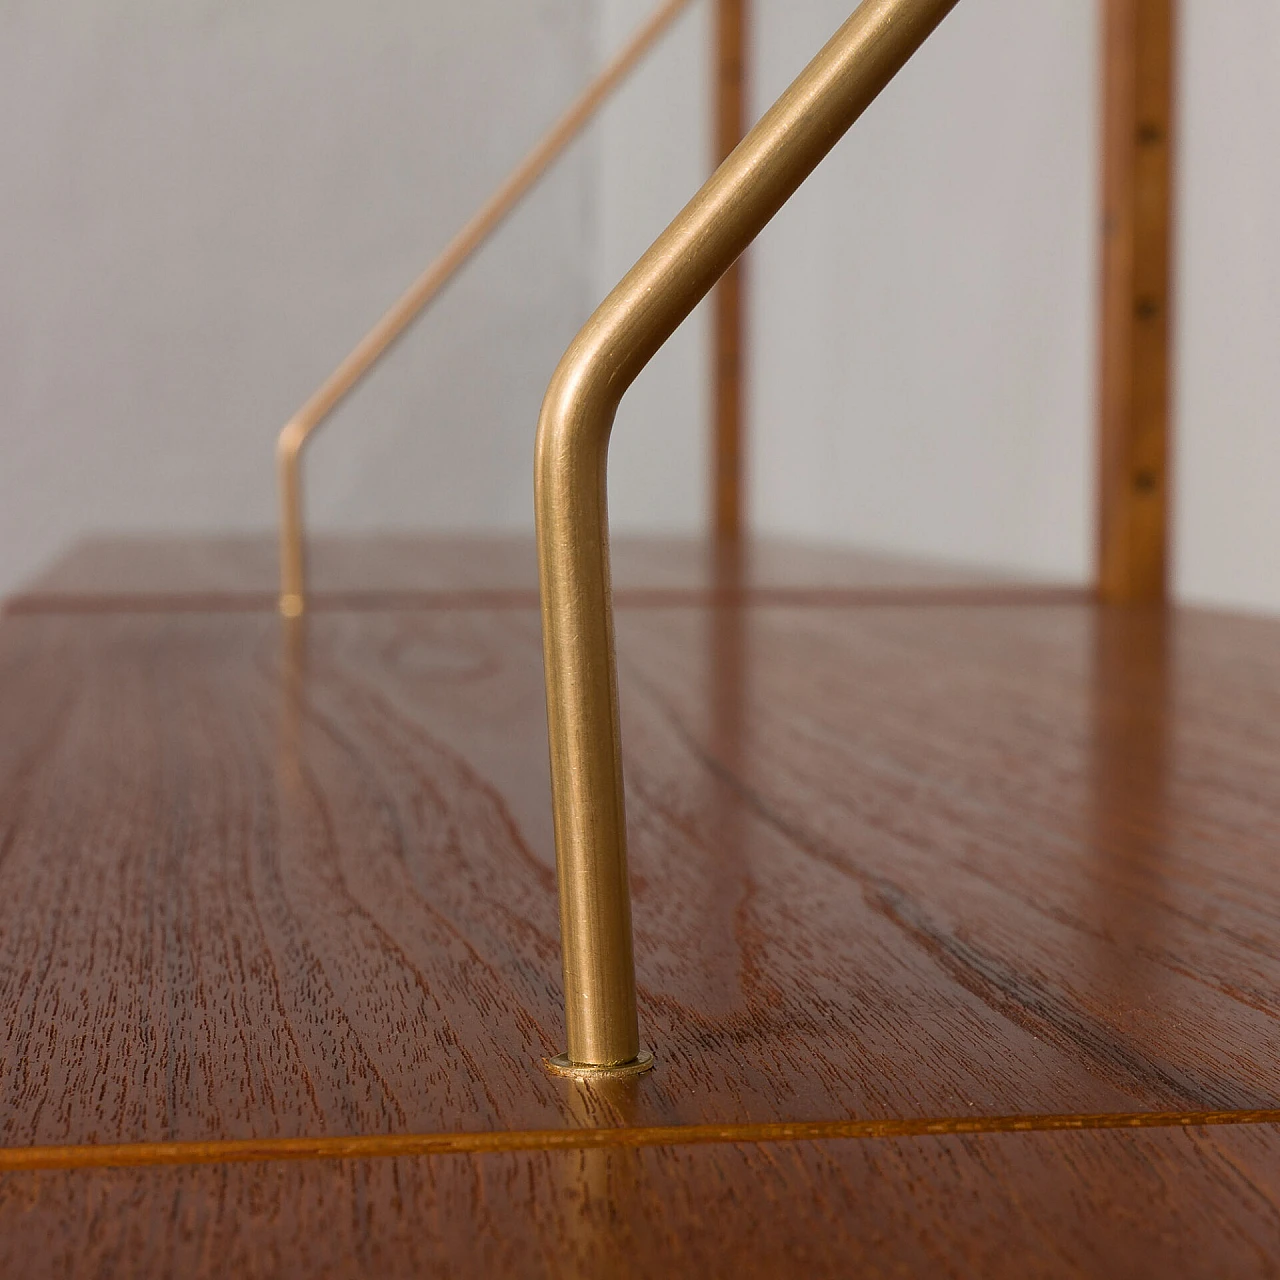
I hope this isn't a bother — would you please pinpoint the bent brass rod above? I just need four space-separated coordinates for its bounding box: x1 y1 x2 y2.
535 0 962 1071
276 0 695 618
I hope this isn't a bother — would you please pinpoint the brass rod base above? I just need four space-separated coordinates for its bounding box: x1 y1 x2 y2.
543 1050 654 1081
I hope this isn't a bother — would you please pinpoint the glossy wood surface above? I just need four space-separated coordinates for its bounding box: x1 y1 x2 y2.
2 601 1280 1147
4 536 1279 1272
5 1125 1280 1278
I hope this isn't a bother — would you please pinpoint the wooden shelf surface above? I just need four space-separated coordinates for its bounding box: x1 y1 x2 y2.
2 537 1278 1274
4 1125 1280 1279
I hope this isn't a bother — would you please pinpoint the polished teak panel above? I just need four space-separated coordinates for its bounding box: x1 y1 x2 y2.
2 600 1280 1149
3 1124 1280 1278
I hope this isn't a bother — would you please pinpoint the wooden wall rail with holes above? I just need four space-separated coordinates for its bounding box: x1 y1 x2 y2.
1097 0 1175 603
714 0 748 543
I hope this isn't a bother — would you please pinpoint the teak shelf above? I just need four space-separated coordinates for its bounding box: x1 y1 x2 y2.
3 535 1280 1276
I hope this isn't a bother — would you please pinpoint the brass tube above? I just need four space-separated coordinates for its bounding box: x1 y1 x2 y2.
276 0 695 618
535 0 962 1073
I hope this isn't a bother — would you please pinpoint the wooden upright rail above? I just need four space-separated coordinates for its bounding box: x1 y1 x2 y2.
713 0 749 542
1097 0 1176 603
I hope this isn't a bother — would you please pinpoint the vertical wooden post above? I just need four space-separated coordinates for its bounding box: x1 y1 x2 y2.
1096 0 1176 602
713 0 748 543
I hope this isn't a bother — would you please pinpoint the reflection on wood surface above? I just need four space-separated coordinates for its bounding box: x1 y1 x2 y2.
1 537 1278 1271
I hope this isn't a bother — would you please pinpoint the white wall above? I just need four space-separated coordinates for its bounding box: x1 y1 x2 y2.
748 0 1098 583
0 0 597 596
1175 0 1280 614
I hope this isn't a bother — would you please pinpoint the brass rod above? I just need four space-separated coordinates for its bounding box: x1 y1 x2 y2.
535 0 962 1072
276 0 696 618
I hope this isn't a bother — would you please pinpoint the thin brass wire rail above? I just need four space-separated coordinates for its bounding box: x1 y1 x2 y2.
535 0 962 1075
276 0 695 618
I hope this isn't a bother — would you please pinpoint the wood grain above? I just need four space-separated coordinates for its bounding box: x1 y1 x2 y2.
618 602 1280 1115
4 1124 1280 1277
1097 0 1175 601
2 600 1280 1152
